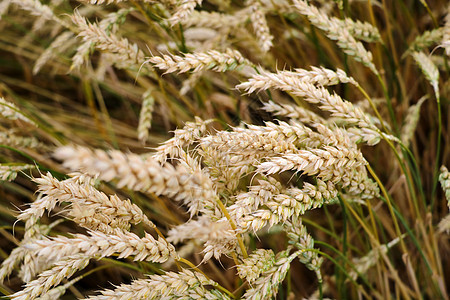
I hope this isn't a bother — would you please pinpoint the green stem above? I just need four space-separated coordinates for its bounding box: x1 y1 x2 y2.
376 73 398 133
177 257 236 299
216 198 248 259
366 164 406 252
431 93 442 209
356 85 389 134
338 196 348 299
315 242 375 292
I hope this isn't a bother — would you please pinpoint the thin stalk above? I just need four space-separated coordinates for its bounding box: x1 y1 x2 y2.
418 0 438 28
376 73 397 132
339 200 413 299
177 257 236 299
216 198 248 258
101 257 147 273
338 196 348 299
356 85 389 134
431 93 442 208
315 242 375 293
366 164 406 252
378 132 422 218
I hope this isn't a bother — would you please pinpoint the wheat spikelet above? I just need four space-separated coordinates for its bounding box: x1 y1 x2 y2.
54 145 219 217
344 18 381 43
248 0 273 52
443 4 450 56
0 131 42 149
33 31 74 75
406 28 444 55
71 41 92 70
256 148 374 193
167 216 236 261
153 117 213 162
236 182 338 231
83 269 225 300
438 214 450 234
1 220 64 284
198 121 320 190
237 249 275 283
168 0 202 25
9 254 90 300
20 172 155 233
262 100 328 125
229 178 337 232
240 68 357 91
238 72 375 129
400 97 427 147
0 164 35 181
0 97 36 125
293 0 378 75
149 48 250 74
411 51 440 98
286 217 323 282
71 11 146 69
350 237 401 281
36 276 82 300
439 166 450 206
137 89 155 143
237 72 390 145
181 10 243 29
10 0 66 26
243 249 300 300
29 228 177 263
0 247 28 283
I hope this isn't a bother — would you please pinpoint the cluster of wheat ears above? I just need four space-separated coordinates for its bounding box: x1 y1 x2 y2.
0 0 449 299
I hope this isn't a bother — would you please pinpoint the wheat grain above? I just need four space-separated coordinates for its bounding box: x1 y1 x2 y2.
36 276 82 300
54 145 219 217
10 0 66 26
243 249 300 300
238 72 378 132
237 249 275 282
262 100 328 125
0 97 36 125
168 0 202 25
149 48 250 74
406 28 444 54
83 269 222 300
293 0 378 75
443 4 450 56
168 216 236 261
33 31 74 75
248 0 273 52
439 166 450 206
137 89 155 143
344 18 381 43
28 228 177 263
286 217 323 282
10 255 90 300
0 131 41 149
153 116 213 162
412 51 440 99
0 164 35 181
181 10 243 30
21 172 155 233
71 11 146 69
400 97 427 147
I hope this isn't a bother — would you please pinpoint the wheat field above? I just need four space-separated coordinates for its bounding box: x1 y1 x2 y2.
0 0 449 299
